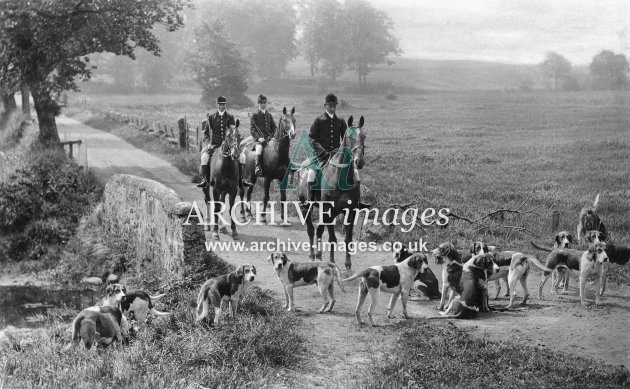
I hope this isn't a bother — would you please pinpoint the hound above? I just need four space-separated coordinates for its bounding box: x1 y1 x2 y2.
196 264 257 325
393 245 441 299
432 242 471 311
600 244 630 295
529 243 608 303
343 254 429 326
578 242 609 306
436 254 500 319
65 304 125 350
461 253 501 312
577 193 607 242
101 283 170 323
529 230 574 252
469 241 512 299
505 253 531 309
268 252 345 313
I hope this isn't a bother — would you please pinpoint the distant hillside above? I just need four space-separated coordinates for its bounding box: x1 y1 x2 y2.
285 57 589 91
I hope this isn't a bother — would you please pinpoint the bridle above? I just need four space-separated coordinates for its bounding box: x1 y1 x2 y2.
275 114 296 141
221 128 239 159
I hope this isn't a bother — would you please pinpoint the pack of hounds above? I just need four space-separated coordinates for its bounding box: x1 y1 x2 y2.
66 193 629 349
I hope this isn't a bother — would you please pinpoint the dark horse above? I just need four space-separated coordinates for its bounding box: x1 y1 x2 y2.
297 116 366 271
202 121 241 240
239 107 296 224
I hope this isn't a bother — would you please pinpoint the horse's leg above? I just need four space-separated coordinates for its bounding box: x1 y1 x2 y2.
246 180 255 218
344 212 355 271
280 185 287 225
212 188 220 240
304 204 316 260
326 222 338 264
315 223 325 260
262 177 272 225
229 191 238 239
238 183 247 222
219 192 229 235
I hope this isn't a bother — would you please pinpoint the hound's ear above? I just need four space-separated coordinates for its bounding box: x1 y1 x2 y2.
291 107 295 115
568 233 575 243
235 119 240 128
106 285 114 294
359 116 364 128
555 233 561 245
267 254 273 263
283 106 287 115
281 253 288 265
251 265 257 275
236 266 244 276
348 116 353 127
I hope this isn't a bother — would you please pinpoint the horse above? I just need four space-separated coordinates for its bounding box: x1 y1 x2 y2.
296 115 366 271
202 120 241 240
239 107 296 224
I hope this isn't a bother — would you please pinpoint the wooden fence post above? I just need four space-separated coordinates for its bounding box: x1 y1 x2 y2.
178 117 187 150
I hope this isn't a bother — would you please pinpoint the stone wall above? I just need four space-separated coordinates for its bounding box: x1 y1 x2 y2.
102 174 205 279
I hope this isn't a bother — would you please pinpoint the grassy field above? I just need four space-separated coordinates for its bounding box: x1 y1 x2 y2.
68 90 630 254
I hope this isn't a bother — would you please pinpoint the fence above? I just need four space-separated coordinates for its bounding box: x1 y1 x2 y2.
71 97 202 153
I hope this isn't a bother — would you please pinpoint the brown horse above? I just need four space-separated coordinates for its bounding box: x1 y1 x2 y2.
297 116 366 271
239 107 296 224
203 121 241 240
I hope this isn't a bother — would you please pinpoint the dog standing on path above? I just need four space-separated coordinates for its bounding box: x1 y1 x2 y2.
343 254 429 326
268 252 346 313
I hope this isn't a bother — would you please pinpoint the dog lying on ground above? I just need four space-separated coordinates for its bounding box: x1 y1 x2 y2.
343 254 429 326
393 245 441 299
436 254 500 319
65 304 126 350
196 264 256 325
101 283 170 323
528 243 608 304
577 193 607 243
432 242 472 311
268 252 345 313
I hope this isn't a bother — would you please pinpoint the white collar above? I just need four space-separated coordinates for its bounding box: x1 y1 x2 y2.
259 109 267 115
326 111 335 119
218 111 225 117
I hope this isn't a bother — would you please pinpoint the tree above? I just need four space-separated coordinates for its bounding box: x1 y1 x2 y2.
590 50 629 90
199 0 297 81
0 0 188 145
539 52 572 91
343 0 401 85
185 20 251 107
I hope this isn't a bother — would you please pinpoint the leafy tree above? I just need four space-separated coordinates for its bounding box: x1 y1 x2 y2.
590 50 629 90
199 0 297 80
539 52 572 91
185 20 252 107
0 0 188 145
298 0 347 82
343 0 401 85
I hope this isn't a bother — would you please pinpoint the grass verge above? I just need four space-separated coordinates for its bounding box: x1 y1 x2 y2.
360 321 629 388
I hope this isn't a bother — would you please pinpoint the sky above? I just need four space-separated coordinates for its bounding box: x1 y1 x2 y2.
366 0 630 65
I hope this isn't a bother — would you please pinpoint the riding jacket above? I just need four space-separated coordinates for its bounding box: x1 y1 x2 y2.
203 111 235 147
250 110 276 142
309 112 347 161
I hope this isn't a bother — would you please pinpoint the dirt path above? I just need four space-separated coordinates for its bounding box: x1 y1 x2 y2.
59 116 630 383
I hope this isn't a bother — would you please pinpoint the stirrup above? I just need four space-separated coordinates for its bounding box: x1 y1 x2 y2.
255 166 263 177
241 179 255 187
196 179 209 188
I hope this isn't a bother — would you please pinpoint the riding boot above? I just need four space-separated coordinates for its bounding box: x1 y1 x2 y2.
239 163 254 188
254 153 263 176
196 164 209 188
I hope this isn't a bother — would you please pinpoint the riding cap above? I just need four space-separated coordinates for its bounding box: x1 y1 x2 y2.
217 96 227 104
324 93 338 105
258 94 267 103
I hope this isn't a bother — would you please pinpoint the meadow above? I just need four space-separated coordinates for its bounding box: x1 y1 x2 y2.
69 89 630 262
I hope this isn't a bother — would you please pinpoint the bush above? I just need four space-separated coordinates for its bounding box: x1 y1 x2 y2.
0 148 102 262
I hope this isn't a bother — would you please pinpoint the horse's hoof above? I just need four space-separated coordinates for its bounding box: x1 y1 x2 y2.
309 255 315 260
232 232 239 240
219 227 229 235
247 212 254 218
203 225 209 232
212 233 220 240
315 253 322 260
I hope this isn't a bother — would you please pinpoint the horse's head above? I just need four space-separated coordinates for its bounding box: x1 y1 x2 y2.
277 106 296 140
222 119 241 160
345 115 366 170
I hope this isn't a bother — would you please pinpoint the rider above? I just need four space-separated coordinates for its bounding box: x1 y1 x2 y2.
250 94 277 176
197 95 251 189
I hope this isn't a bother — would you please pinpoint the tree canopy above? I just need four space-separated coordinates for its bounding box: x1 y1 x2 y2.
0 0 189 145
590 50 629 90
538 52 572 91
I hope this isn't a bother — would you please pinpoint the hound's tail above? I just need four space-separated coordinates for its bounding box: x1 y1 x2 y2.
196 284 208 317
425 311 463 319
593 193 600 209
529 241 552 252
150 293 166 302
342 269 372 283
150 308 171 317
526 256 556 273
329 264 346 292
